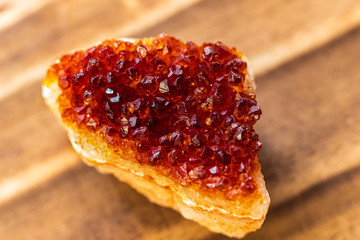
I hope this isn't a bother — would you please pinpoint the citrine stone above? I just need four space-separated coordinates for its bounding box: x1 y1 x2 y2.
48 33 261 197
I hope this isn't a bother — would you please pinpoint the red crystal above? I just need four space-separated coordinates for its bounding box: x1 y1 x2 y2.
149 147 167 165
49 33 262 197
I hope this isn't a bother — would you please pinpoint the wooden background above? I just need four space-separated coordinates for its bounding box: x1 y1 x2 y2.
1 0 360 239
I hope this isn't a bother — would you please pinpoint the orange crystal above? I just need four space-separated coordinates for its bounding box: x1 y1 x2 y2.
47 33 262 197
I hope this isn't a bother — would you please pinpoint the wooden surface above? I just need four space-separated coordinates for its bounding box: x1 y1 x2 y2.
1 0 360 239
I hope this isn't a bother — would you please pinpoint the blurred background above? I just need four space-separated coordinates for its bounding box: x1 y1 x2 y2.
0 0 360 239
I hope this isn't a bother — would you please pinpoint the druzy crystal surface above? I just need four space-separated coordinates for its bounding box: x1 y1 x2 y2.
48 34 262 197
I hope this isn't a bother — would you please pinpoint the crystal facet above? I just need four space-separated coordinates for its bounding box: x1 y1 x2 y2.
50 34 261 197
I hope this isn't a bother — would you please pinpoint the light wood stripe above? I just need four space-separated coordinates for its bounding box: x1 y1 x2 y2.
0 148 79 205
252 4 360 75
0 0 52 30
138 0 360 76
0 0 201 102
2 0 359 103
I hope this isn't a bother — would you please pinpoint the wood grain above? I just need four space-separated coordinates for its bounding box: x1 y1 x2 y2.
0 0 201 101
138 0 360 75
0 0 52 30
257 26 360 206
0 164 213 240
245 166 360 240
1 0 360 239
2 0 360 101
0 81 81 205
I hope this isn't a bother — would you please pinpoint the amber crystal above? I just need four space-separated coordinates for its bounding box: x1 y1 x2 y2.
48 33 262 197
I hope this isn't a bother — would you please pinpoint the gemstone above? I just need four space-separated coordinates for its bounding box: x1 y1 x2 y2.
170 131 184 147
190 134 204 149
189 166 206 180
106 72 118 85
59 75 70 89
202 45 217 62
86 58 103 74
132 126 148 140
159 80 170 94
90 74 104 88
169 149 186 165
119 125 130 138
149 147 166 165
200 146 214 159
129 116 138 128
173 77 188 95
114 59 128 73
228 71 244 92
72 72 86 86
215 150 231 165
189 114 202 128
150 97 171 116
136 44 148 58
139 75 158 94
137 140 151 153
50 33 261 197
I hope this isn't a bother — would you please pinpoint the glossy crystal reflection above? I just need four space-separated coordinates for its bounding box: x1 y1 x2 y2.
48 33 262 197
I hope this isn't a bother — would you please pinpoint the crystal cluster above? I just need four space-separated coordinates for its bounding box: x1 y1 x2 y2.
49 33 262 197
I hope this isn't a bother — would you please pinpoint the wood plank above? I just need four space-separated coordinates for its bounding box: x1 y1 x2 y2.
0 83 74 180
0 164 214 240
0 84 79 204
2 0 360 102
138 0 360 75
1 127 359 240
1 4 359 208
0 0 52 30
0 35 357 240
0 0 201 101
1 149 358 240
1 0 360 238
244 166 360 240
256 26 360 206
